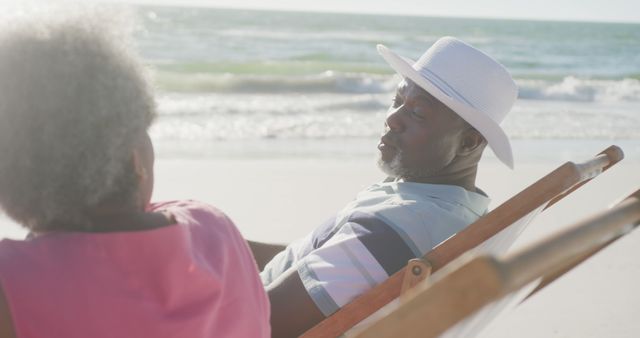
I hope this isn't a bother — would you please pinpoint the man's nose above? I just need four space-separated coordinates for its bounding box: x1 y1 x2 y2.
385 106 404 132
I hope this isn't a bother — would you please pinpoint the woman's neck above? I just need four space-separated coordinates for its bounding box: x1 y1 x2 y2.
30 209 176 237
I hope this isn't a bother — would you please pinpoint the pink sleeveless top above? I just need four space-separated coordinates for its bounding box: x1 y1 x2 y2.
0 200 270 338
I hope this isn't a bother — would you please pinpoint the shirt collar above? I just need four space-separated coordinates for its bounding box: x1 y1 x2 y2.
371 181 491 217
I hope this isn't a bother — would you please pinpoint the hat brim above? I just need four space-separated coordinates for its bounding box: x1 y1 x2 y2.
377 44 514 169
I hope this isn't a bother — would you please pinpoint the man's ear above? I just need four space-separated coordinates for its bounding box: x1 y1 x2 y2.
458 128 486 156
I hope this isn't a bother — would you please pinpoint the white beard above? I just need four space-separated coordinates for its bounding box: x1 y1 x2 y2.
376 150 404 179
377 149 441 181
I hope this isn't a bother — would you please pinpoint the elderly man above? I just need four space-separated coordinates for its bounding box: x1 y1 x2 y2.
250 36 518 338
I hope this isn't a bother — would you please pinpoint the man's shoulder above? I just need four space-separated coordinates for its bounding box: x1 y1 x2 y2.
385 182 490 217
342 187 444 224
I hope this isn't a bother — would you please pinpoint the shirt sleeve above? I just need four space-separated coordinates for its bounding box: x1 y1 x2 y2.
296 211 419 317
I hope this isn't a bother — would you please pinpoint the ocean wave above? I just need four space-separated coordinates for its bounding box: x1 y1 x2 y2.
154 61 390 76
154 64 640 103
154 70 396 94
518 76 640 102
152 91 640 142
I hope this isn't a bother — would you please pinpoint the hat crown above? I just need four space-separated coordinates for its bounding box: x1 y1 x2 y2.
413 37 517 123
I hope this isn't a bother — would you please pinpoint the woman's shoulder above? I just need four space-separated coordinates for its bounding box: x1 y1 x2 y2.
151 200 231 225
150 199 225 216
150 200 241 242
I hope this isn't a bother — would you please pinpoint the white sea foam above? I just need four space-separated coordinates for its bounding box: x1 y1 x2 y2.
518 76 640 102
150 90 640 150
155 70 640 103
154 70 396 94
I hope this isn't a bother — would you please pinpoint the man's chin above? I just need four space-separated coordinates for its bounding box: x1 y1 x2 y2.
377 153 438 181
376 154 401 178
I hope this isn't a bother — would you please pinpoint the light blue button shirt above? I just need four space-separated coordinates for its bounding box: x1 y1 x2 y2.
262 182 490 316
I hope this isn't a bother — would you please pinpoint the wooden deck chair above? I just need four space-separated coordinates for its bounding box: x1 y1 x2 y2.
350 189 640 338
301 145 624 338
524 190 640 301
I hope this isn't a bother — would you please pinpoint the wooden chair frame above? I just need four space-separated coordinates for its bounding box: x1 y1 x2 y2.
351 189 640 338
301 145 624 338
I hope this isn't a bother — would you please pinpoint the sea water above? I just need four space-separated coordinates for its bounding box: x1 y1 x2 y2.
134 6 640 162
0 5 639 238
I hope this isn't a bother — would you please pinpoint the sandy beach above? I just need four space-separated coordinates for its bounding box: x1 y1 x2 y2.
156 151 638 338
188 160 640 338
157 147 640 337
0 145 638 336
165 153 640 337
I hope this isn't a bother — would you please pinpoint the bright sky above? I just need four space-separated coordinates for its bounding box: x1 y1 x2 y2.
100 0 640 23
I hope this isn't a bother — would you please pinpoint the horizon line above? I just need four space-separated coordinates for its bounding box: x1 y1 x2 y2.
130 2 640 25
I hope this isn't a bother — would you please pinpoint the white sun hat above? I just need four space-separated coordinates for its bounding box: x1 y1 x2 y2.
377 37 518 169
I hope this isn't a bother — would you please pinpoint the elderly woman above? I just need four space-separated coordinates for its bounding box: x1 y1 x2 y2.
0 14 269 338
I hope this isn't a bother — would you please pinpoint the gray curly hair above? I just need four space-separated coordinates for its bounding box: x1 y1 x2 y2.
0 11 156 231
